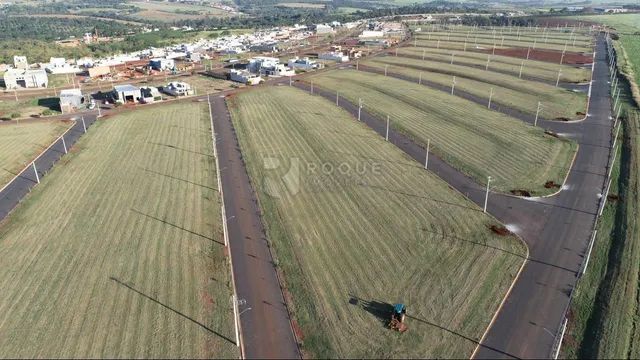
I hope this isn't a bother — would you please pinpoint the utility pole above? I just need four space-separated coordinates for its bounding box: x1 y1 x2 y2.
385 115 389 141
556 69 562 87
82 116 87 133
422 49 426 60
358 98 363 121
336 91 339 106
534 101 542 126
451 53 455 65
526 47 531 60
61 135 67 154
424 139 430 169
483 176 491 213
32 162 40 184
560 50 565 65
451 75 456 95
485 55 491 70
488 87 494 109
519 60 524 78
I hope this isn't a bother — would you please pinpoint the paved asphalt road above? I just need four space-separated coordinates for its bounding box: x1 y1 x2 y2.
209 95 300 359
297 33 613 359
0 114 98 222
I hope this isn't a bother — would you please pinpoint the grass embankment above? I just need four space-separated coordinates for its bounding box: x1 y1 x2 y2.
308 70 577 195
0 103 237 358
395 47 591 83
228 86 527 358
562 13 640 359
362 55 587 120
0 120 70 187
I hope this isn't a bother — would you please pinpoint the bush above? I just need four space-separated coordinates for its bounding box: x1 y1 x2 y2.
10 112 20 119
41 109 54 116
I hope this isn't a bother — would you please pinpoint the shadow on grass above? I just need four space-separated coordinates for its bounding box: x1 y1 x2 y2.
130 208 224 246
37 97 61 111
109 276 236 345
347 295 521 359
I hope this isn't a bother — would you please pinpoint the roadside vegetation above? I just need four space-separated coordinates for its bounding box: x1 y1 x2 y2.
562 13 640 359
0 102 237 358
307 70 577 195
0 120 70 187
228 85 527 358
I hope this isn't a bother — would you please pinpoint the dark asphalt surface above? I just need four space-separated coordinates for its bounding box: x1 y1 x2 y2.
297 33 613 359
209 95 300 359
0 114 98 222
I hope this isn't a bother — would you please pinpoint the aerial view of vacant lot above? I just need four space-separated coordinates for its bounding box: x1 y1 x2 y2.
228 86 527 358
0 103 237 358
0 120 70 188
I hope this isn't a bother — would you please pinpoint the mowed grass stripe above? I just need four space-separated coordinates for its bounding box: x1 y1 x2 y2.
414 31 592 52
363 55 586 120
414 30 592 48
0 120 72 188
396 47 591 83
0 103 237 358
308 70 576 195
228 86 526 358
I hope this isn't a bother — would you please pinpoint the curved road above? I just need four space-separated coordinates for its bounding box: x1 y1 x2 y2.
297 33 613 359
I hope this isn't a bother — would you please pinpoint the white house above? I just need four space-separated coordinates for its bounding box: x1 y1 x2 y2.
3 69 48 89
113 84 142 104
230 69 263 85
288 57 320 71
140 86 162 103
13 56 28 70
59 89 84 113
319 51 349 63
149 58 175 71
162 82 193 96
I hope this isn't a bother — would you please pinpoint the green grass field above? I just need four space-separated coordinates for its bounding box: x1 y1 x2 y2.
228 86 527 358
413 32 592 53
0 103 237 358
361 55 587 120
0 120 70 188
307 70 577 195
396 47 591 83
571 14 640 104
0 96 62 120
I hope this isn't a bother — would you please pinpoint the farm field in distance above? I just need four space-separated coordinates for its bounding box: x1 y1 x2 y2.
0 120 70 188
394 47 591 83
128 0 234 22
0 102 237 358
228 85 527 358
308 70 577 195
361 55 587 120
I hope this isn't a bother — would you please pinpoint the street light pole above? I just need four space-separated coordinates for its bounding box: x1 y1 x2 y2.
488 87 493 109
358 98 363 121
556 69 562 87
385 115 389 141
483 176 491 213
424 139 430 169
451 76 456 95
534 101 542 126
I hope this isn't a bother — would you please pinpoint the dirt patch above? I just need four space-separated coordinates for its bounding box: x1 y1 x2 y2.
607 194 621 202
544 180 561 189
577 111 586 116
485 47 593 65
555 117 571 122
489 224 512 236
545 130 560 138
510 189 532 197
